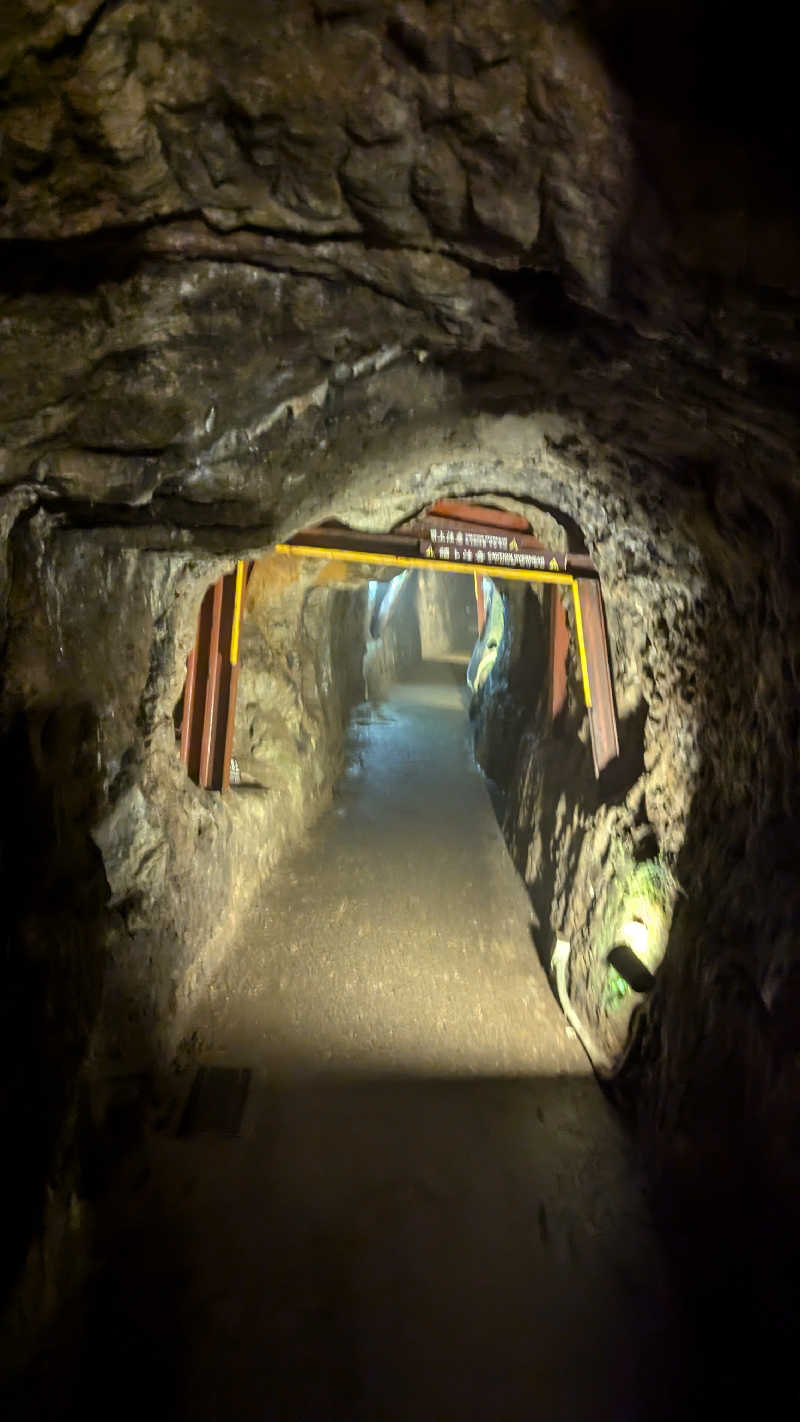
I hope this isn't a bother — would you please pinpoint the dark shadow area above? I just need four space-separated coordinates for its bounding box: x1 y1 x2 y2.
0 704 109 1310
614 793 800 1415
594 697 647 803
2 1071 691 1422
0 230 152 296
473 267 581 337
507 675 800 1410
178 1065 252 1138
486 697 648 902
607 942 655 993
577 0 799 190
466 543 800 1408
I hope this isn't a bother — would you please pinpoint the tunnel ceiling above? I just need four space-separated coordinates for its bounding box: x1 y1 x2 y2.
1 0 799 548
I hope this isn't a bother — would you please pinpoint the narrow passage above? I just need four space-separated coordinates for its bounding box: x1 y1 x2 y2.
64 663 685 1421
198 660 589 1076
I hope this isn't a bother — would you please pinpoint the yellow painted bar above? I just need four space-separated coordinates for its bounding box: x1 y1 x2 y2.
275 542 574 587
571 578 592 709
275 541 594 711
230 559 246 666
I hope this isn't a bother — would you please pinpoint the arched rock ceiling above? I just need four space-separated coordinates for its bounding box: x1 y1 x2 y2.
1 0 799 545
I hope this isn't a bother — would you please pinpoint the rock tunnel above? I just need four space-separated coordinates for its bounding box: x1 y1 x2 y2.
1 1 799 1415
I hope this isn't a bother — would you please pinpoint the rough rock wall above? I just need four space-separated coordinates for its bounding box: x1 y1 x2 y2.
1 532 368 1065
472 485 800 1361
0 528 367 1350
416 569 476 660
1 0 797 522
472 580 550 789
233 554 367 802
364 571 421 699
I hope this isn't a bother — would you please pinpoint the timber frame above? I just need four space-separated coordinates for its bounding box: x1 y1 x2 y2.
179 500 619 788
277 500 620 778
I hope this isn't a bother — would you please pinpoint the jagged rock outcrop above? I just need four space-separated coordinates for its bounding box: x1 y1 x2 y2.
1 0 798 524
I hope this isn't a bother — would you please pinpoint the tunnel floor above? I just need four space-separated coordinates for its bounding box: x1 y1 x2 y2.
19 662 690 1421
197 658 592 1077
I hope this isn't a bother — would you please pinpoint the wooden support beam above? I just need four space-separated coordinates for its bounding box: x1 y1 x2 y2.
180 561 247 792
199 577 224 788
278 539 574 586
575 577 619 776
184 583 215 784
221 663 241 792
547 586 569 720
284 526 419 559
427 499 530 532
277 523 621 779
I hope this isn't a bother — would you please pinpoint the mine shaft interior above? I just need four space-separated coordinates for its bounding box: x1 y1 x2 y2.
2 2 799 1418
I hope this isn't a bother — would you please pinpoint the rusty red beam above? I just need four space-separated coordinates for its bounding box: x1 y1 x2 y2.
575 577 619 776
199 576 224 788
284 525 419 559
294 520 593 576
547 587 569 720
221 663 241 792
406 514 547 551
207 573 239 790
281 519 618 776
183 583 214 784
181 564 246 792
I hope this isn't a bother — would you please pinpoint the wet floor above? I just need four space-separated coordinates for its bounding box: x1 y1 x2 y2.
196 659 591 1078
13 663 688 1420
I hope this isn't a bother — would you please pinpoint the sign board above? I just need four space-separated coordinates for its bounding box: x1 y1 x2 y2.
420 529 567 573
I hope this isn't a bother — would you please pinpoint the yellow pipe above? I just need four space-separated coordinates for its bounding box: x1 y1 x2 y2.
571 577 592 709
230 559 246 665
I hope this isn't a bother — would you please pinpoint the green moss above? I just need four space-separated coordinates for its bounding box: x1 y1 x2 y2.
602 963 630 1009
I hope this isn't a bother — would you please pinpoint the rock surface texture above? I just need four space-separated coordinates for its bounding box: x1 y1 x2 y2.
1 0 799 1401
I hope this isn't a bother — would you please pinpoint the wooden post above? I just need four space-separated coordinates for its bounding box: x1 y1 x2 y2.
574 577 619 776
199 578 224 788
181 562 248 791
547 586 569 720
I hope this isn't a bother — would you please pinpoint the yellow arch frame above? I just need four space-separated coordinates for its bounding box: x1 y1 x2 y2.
275 541 592 710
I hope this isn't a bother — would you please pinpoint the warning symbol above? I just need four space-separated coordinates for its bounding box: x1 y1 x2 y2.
425 544 435 558
509 538 519 552
549 557 559 571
